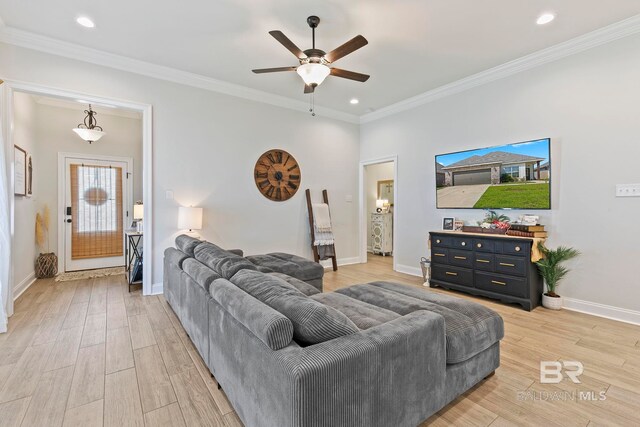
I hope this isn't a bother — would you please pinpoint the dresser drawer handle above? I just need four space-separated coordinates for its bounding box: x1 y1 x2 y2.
461 241 466 246
477 243 482 248
436 239 441 244
477 259 490 263
434 253 446 257
499 262 515 267
491 280 506 286
454 256 467 260
515 246 521 252
445 272 458 276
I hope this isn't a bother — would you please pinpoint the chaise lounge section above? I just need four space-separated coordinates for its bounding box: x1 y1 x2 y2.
163 235 503 427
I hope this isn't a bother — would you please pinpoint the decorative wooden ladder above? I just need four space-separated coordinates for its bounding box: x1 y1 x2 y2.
305 189 338 271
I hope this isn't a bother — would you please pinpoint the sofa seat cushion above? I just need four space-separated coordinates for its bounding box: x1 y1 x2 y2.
246 253 324 282
310 292 400 330
336 282 504 364
194 242 258 279
183 258 221 292
267 272 320 296
231 270 358 344
175 234 202 257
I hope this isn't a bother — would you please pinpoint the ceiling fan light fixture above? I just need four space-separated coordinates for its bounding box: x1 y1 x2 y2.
296 63 330 87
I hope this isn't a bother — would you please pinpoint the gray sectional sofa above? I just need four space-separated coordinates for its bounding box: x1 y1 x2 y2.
164 234 504 427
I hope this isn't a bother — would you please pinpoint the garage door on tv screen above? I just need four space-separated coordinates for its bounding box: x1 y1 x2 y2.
435 138 551 210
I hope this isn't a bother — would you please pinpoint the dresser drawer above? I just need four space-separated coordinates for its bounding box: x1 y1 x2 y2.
474 254 494 272
432 265 473 288
449 249 473 268
475 272 527 298
450 236 472 251
473 239 495 253
495 255 527 277
502 240 529 257
431 235 450 249
431 248 449 264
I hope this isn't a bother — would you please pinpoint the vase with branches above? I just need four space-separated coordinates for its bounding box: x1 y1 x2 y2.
35 205 58 278
535 242 580 309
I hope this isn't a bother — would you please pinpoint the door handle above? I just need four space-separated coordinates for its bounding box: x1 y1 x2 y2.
66 219 72 223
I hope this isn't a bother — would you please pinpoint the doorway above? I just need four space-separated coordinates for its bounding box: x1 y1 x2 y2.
359 156 398 272
61 154 132 272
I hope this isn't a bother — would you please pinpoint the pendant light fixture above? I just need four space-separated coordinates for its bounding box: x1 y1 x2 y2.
72 105 106 143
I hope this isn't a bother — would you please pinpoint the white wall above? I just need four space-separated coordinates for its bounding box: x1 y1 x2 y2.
364 162 394 249
0 43 360 288
360 33 640 312
11 91 37 296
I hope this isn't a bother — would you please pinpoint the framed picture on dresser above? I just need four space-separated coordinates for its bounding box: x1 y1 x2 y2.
443 217 455 230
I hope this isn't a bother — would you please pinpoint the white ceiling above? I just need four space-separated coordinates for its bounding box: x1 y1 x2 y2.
1 0 640 116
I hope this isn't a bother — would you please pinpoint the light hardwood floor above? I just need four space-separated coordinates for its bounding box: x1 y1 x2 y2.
0 254 638 427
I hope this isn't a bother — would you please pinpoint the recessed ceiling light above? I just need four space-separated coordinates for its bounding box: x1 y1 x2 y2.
536 13 555 25
350 98 359 105
76 16 95 28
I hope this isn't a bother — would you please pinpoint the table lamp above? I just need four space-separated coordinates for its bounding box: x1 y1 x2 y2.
178 206 203 237
133 203 144 232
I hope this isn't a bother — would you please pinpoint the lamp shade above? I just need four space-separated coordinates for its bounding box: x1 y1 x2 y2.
375 199 385 209
133 204 144 220
296 63 330 86
72 128 106 143
178 206 203 231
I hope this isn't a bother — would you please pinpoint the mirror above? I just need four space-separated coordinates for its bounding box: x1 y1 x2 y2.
377 180 394 206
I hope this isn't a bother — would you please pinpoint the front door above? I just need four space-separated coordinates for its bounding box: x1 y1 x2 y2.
64 157 128 271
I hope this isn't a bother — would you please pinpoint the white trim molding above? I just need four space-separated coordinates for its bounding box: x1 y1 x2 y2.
563 297 640 326
12 271 35 301
0 27 359 124
395 263 423 278
360 14 640 123
151 282 163 295
321 256 361 269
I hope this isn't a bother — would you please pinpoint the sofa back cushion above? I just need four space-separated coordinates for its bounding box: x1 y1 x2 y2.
183 258 221 292
210 278 294 350
231 269 359 345
175 234 202 257
267 272 320 296
194 242 258 279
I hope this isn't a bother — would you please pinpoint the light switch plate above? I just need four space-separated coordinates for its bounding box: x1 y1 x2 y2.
345 195 353 202
165 190 174 200
616 184 640 197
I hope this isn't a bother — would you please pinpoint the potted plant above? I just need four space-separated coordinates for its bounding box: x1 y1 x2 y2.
481 210 511 233
35 205 58 278
535 242 580 310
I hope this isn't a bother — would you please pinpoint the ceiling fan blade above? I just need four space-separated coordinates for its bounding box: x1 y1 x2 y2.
324 35 368 63
304 84 315 94
252 66 297 74
269 31 307 59
330 68 370 82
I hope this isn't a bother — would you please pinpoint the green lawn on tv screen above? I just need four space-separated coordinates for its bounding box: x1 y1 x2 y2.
473 183 550 209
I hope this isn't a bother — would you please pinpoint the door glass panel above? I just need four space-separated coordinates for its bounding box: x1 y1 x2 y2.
70 164 123 259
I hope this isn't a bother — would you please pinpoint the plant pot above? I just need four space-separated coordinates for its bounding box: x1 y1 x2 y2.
542 293 563 310
35 252 58 278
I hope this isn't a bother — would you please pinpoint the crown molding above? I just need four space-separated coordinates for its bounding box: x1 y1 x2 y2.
0 26 360 124
360 14 640 124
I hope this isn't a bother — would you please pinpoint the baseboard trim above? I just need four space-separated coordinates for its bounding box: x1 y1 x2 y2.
563 297 640 326
321 257 361 269
13 272 36 301
395 263 423 277
150 282 163 295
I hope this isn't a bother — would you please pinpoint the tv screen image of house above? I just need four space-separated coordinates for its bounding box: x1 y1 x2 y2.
435 138 550 209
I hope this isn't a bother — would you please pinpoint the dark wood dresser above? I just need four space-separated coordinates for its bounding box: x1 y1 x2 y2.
429 231 543 311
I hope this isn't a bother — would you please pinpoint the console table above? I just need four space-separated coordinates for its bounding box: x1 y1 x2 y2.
428 231 543 311
125 230 143 292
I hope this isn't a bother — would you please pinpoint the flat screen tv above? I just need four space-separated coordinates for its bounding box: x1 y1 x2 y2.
435 138 551 210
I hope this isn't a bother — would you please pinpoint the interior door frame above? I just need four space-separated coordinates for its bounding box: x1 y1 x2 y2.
0 80 154 313
58 153 133 272
358 156 398 272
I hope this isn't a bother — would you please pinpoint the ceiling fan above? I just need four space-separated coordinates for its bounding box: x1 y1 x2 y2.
252 16 369 94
